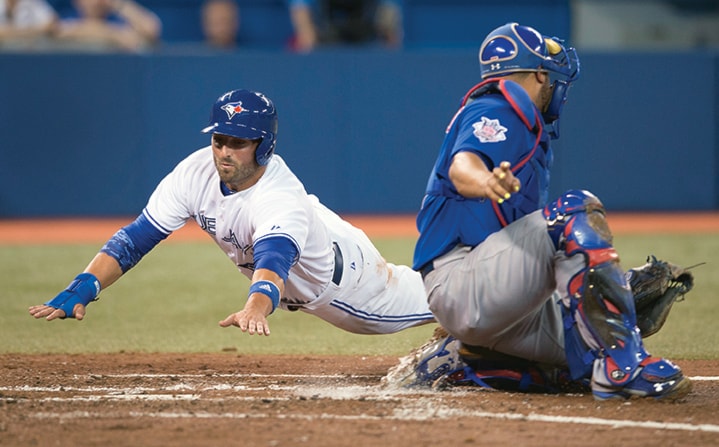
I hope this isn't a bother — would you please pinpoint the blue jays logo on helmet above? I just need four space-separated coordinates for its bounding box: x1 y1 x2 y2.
202 89 278 166
479 23 580 138
221 102 245 119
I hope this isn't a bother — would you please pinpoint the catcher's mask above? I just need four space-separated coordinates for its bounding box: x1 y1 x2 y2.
478 22 580 138
202 89 278 166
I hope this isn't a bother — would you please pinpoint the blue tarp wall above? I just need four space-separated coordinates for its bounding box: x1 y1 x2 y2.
1 1 717 217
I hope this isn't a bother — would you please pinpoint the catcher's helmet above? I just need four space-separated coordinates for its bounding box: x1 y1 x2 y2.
202 89 278 166
479 22 580 137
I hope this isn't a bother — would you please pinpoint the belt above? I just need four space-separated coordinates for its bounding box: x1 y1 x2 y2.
420 261 434 279
332 242 343 285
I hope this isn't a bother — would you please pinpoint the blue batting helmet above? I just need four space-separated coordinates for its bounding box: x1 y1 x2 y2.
202 89 278 166
479 23 580 137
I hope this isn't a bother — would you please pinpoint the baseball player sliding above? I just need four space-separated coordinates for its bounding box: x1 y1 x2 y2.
29 89 434 336
387 23 694 401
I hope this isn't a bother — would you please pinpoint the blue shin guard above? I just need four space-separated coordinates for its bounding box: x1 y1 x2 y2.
544 190 646 383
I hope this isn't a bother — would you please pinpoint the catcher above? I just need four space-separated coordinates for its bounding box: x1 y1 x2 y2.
385 255 696 395
383 22 698 401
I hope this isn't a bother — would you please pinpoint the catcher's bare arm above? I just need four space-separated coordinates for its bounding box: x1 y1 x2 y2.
450 156 521 203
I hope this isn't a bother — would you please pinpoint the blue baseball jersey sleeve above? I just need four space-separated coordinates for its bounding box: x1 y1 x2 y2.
413 80 553 271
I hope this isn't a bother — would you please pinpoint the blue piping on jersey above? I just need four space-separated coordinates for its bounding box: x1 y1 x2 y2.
329 300 434 323
142 208 173 235
254 232 301 254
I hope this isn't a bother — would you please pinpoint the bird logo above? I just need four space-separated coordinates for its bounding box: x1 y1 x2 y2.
221 101 245 120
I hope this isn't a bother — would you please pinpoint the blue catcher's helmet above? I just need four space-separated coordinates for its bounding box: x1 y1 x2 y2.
202 89 278 166
478 22 580 138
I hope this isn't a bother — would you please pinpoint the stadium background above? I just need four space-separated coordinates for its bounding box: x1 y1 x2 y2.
1 0 718 218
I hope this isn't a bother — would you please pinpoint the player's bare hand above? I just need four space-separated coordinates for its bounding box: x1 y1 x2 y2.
219 310 271 336
28 303 86 320
488 161 521 203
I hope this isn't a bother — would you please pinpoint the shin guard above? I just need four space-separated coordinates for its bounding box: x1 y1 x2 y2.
544 190 647 385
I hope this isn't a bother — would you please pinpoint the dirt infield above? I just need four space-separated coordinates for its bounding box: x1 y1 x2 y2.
1 353 718 447
2 215 718 446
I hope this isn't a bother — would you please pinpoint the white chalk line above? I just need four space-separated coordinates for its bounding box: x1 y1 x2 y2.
72 373 718 381
5 373 719 434
74 373 377 380
28 395 293 403
27 403 719 434
0 384 290 393
3 374 715 395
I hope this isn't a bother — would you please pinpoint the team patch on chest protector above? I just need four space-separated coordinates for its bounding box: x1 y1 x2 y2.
473 117 508 143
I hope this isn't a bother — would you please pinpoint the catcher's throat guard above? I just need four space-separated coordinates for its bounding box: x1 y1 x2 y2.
544 190 646 382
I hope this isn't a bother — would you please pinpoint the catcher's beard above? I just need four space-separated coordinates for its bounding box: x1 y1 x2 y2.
539 79 553 114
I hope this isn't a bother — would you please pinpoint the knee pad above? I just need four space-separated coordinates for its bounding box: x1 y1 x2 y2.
543 190 613 255
543 189 619 293
545 190 647 381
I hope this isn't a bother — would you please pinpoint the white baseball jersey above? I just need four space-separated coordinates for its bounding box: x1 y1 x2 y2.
143 148 434 334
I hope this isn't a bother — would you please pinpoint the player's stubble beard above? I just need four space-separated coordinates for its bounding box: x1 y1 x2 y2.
214 155 263 192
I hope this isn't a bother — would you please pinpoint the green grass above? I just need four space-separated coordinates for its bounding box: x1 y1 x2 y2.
1 234 717 359
0 238 434 356
611 233 719 359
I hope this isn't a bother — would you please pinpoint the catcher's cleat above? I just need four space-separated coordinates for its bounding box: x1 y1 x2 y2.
437 359 591 394
591 356 692 401
384 328 591 393
408 335 465 387
382 327 466 388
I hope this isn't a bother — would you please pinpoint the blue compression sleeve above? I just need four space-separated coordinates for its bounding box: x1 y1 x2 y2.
253 236 299 282
100 213 169 273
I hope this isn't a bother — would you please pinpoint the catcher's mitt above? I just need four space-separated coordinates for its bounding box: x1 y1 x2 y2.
627 255 696 338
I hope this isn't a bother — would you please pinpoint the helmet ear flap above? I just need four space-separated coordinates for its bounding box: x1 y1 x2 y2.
254 105 278 166
255 138 275 166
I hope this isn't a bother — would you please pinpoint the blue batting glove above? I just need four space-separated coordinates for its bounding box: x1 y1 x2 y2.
45 273 101 318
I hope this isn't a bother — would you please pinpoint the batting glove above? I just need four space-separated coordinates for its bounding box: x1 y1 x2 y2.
45 273 101 318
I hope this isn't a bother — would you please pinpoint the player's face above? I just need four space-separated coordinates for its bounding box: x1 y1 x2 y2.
211 134 263 192
538 72 553 113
